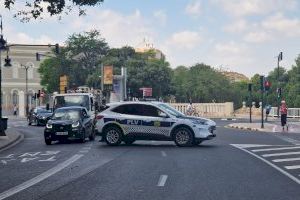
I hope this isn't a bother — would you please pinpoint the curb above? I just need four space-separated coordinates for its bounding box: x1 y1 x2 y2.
0 132 24 153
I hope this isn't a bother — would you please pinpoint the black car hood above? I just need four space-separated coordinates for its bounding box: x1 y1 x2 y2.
48 120 74 125
38 113 53 118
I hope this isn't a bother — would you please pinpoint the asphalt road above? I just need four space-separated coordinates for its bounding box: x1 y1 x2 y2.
0 118 300 200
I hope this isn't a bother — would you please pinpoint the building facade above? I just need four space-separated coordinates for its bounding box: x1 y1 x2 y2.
1 45 52 117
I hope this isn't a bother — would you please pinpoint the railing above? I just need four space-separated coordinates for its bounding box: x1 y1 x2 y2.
170 102 234 118
269 107 300 118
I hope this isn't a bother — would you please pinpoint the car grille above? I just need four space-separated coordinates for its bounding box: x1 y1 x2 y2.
53 124 71 132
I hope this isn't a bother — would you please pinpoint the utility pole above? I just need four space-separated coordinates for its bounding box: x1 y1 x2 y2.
260 75 265 129
21 64 31 117
248 83 252 123
277 52 283 118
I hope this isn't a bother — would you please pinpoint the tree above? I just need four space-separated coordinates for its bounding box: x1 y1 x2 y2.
3 0 104 22
38 30 109 92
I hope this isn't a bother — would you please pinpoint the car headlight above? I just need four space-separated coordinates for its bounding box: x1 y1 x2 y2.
46 123 53 129
72 121 80 128
191 119 208 125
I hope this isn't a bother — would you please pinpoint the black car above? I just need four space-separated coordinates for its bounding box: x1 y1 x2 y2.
44 106 95 145
28 107 53 126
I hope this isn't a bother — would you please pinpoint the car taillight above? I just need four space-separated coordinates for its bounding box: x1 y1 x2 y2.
96 115 104 120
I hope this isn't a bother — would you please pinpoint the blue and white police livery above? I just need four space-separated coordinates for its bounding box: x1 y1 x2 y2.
95 101 216 146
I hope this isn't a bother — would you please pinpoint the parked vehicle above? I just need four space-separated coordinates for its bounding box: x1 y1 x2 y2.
44 106 95 145
96 101 216 146
28 107 53 126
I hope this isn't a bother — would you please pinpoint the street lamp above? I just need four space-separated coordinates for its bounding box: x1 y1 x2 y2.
277 52 283 118
0 15 11 136
21 64 32 117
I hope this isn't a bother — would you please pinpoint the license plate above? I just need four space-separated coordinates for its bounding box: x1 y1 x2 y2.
56 132 68 135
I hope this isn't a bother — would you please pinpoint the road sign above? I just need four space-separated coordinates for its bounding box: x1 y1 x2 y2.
103 66 113 85
59 75 68 94
140 87 152 97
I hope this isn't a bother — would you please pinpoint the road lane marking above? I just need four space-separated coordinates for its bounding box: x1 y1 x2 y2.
252 146 300 152
231 144 300 185
82 147 91 150
273 157 300 163
157 175 168 187
284 165 300 170
161 151 167 157
0 154 83 200
262 151 300 157
79 150 89 153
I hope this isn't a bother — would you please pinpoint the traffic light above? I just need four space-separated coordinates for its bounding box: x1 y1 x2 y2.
4 55 11 67
55 43 60 54
37 90 41 98
264 79 271 92
36 53 40 61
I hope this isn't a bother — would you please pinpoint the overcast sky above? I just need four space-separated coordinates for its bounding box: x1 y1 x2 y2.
1 0 300 77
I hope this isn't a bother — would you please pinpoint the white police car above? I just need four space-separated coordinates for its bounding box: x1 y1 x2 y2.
95 101 216 146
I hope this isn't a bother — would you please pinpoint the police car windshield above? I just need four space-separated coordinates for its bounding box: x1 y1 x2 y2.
157 103 184 117
52 109 80 121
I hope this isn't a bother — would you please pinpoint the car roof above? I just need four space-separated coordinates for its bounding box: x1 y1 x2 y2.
56 106 86 111
107 101 163 107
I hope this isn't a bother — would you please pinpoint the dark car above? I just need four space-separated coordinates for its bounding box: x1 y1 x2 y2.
44 106 95 145
28 107 53 126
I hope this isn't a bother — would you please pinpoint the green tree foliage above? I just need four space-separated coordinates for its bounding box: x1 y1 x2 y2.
3 0 104 22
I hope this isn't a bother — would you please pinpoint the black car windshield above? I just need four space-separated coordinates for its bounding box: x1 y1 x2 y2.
52 109 81 120
156 103 185 117
37 108 52 113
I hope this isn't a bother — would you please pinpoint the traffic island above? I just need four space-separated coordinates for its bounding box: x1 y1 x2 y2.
0 129 24 152
226 123 277 133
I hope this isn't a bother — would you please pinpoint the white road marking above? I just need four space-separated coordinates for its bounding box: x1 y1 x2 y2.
157 175 168 187
262 151 300 157
1 160 7 165
231 144 300 185
272 125 277 132
285 165 300 170
252 146 300 152
0 154 83 200
39 156 56 162
21 157 39 163
232 144 274 148
82 147 91 150
273 157 300 163
161 151 167 157
79 150 89 153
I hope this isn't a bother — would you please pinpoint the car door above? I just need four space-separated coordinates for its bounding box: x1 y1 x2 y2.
139 105 174 138
81 109 92 135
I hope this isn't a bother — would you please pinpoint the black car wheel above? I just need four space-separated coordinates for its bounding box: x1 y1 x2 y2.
45 138 52 145
89 126 96 141
104 126 122 146
173 127 194 147
80 129 86 143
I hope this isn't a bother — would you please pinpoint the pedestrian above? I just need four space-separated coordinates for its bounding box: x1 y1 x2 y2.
280 100 288 131
13 104 18 116
186 102 194 116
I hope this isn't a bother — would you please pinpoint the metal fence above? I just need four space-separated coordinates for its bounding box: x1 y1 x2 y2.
269 107 300 118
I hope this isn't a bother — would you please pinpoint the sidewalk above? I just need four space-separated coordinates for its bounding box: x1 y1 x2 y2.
227 122 300 133
0 129 24 152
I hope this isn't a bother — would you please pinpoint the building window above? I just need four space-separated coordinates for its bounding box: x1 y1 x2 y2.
12 90 19 105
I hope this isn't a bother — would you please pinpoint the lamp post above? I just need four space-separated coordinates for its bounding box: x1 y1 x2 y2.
277 52 283 118
0 15 11 136
21 64 32 117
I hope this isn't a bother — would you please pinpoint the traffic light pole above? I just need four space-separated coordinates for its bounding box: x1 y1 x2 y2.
249 89 252 123
260 76 265 129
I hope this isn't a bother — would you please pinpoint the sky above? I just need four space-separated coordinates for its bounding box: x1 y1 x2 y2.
1 0 300 77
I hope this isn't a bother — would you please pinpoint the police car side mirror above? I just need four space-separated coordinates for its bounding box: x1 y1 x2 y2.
159 112 169 118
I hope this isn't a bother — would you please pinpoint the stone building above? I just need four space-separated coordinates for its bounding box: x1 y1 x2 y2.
1 45 52 117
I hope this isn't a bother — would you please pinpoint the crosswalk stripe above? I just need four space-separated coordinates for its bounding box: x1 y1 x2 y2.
273 157 300 163
262 151 300 157
284 165 300 170
252 146 300 152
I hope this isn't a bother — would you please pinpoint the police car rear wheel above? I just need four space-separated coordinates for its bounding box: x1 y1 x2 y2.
105 126 122 146
174 127 193 147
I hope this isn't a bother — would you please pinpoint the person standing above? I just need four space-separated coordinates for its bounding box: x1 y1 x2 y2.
13 104 18 116
280 100 288 131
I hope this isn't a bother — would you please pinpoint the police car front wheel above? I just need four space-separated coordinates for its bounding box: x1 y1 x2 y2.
174 127 194 147
104 126 123 146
